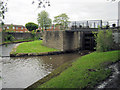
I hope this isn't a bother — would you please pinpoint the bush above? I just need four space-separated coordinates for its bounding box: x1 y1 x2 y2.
25 22 38 31
31 30 36 40
94 29 114 52
4 35 15 41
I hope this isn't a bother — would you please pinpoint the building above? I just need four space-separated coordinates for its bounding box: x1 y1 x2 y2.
37 24 61 31
3 24 29 32
0 27 2 32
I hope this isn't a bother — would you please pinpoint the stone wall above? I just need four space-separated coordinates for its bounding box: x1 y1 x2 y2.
113 32 120 44
42 31 84 51
63 31 83 51
2 32 42 42
112 32 120 50
43 31 64 51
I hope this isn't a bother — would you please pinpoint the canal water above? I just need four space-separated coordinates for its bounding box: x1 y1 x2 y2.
0 44 81 88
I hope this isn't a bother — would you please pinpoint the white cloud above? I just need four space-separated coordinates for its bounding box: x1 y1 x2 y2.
4 0 119 26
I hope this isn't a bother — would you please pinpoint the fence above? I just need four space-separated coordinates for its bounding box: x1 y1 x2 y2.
67 19 119 30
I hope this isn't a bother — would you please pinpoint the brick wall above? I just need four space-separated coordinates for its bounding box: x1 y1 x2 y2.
0 27 2 32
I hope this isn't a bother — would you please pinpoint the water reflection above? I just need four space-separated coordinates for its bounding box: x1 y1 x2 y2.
1 44 16 57
2 53 81 88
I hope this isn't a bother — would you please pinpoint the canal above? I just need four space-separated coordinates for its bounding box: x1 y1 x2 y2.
0 44 82 88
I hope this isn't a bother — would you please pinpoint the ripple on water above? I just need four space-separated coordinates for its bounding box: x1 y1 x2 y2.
2 53 81 88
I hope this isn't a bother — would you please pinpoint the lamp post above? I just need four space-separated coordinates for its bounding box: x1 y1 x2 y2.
100 20 102 29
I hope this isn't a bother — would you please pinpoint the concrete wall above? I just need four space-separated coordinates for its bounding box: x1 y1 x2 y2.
43 31 64 51
113 32 120 50
43 31 84 51
2 32 42 42
113 32 120 44
63 31 83 51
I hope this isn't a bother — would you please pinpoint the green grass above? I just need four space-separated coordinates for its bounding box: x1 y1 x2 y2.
14 40 58 54
37 50 120 88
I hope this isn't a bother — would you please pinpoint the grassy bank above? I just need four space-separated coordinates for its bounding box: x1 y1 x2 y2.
36 50 120 88
12 40 58 54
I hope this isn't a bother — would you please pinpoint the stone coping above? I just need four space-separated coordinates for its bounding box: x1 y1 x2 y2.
10 51 66 57
10 50 92 57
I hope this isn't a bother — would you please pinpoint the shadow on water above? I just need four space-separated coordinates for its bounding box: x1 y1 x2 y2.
0 44 82 88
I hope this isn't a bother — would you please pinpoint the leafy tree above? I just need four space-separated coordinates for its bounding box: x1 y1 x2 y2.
32 0 50 8
0 0 7 29
37 10 52 31
94 29 114 52
25 22 38 31
53 13 70 30
0 0 7 19
32 0 116 8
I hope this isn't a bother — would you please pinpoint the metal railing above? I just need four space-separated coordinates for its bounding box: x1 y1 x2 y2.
67 19 120 30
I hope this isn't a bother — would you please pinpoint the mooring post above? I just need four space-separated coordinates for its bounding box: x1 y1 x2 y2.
100 20 102 29
107 22 109 26
94 22 96 28
117 19 119 28
86 21 89 28
75 21 77 30
83 23 84 28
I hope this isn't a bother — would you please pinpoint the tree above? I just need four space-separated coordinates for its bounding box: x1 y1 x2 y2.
32 0 116 8
37 10 52 31
32 0 50 8
94 29 114 52
0 0 7 19
53 13 70 30
0 0 7 28
25 22 38 31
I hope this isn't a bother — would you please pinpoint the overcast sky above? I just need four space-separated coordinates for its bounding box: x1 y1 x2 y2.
4 0 119 26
